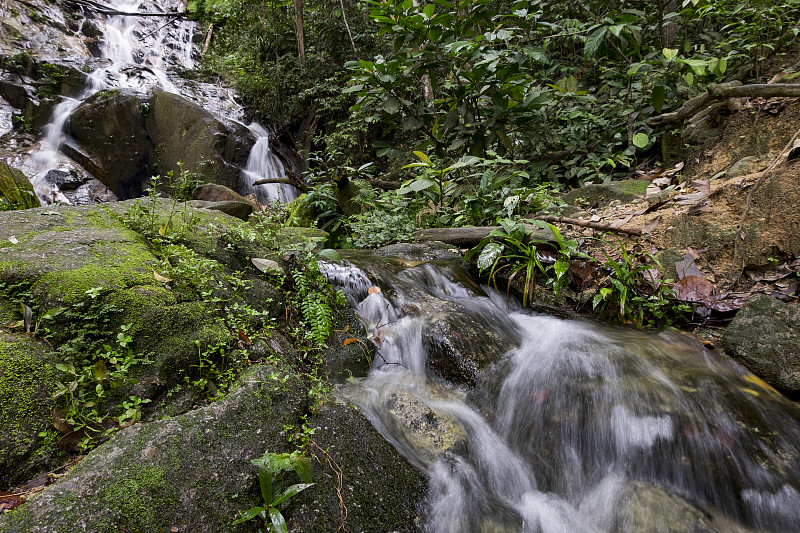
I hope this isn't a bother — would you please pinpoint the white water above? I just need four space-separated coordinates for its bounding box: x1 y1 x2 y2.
24 0 292 206
324 253 800 533
240 123 298 205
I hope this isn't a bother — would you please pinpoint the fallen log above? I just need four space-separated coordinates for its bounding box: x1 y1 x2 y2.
251 177 309 193
535 215 642 236
413 225 554 247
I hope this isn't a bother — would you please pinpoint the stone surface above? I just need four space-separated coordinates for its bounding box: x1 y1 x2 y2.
187 199 253 221
561 179 649 208
721 294 800 392
0 331 68 488
612 481 718 533
191 183 246 203
0 161 39 210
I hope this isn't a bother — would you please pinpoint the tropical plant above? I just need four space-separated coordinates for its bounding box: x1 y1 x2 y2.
233 450 314 532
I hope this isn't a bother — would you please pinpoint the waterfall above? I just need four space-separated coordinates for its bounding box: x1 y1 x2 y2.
323 252 800 533
240 123 299 206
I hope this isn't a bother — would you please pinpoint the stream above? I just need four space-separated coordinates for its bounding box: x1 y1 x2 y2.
323 252 800 532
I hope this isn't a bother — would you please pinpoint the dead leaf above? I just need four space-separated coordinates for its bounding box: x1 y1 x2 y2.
675 253 703 280
8 236 18 245
237 329 251 346
664 161 684 176
52 409 73 434
368 286 381 295
568 260 599 291
610 214 633 228
342 337 358 347
688 203 712 215
674 179 710 205
153 270 171 283
641 215 661 235
269 339 283 354
673 275 714 302
251 258 283 274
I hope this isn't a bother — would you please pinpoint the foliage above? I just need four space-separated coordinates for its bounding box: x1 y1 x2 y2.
591 235 692 327
232 449 314 532
51 288 153 447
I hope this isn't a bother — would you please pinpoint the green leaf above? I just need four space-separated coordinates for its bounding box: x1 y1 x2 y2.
292 456 313 484
409 178 436 192
632 133 649 148
477 242 504 272
258 467 273 505
584 27 607 58
232 506 265 525
554 259 569 280
662 48 679 61
684 71 695 86
680 58 707 75
652 85 665 113
269 507 288 533
413 151 433 165
422 3 434 18
273 483 315 506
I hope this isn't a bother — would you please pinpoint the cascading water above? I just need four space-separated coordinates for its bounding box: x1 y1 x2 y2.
240 123 298 205
20 0 292 206
322 252 800 533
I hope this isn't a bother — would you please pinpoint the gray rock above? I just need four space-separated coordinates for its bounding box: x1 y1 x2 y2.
375 241 462 262
191 183 246 203
43 169 83 190
561 179 649 209
721 294 800 391
188 199 253 220
612 481 718 533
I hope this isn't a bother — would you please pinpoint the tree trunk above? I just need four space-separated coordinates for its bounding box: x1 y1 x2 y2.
295 0 306 65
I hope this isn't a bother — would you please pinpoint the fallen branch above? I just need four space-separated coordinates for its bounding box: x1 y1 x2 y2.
66 0 186 16
648 81 741 127
707 83 800 99
535 215 642 236
414 225 554 247
251 177 308 193
201 23 214 56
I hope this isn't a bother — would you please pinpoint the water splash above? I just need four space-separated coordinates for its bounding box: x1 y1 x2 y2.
240 123 298 205
324 253 800 532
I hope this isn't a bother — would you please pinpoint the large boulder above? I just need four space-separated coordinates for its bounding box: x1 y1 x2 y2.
0 331 68 489
69 88 153 199
0 366 428 532
0 162 39 210
68 90 256 200
144 90 253 192
721 294 800 392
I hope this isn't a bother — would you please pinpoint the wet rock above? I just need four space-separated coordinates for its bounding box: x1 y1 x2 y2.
69 88 153 199
0 332 69 489
383 388 463 455
191 183 246 203
61 178 118 206
375 241 462 262
145 90 254 193
43 169 82 190
721 294 800 392
613 481 717 533
80 20 102 38
289 400 429 532
0 161 39 210
187 199 253 221
561 179 649 209
284 193 315 227
324 307 374 381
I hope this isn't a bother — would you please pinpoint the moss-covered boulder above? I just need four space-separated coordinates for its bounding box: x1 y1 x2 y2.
561 179 649 209
0 332 67 489
284 193 315 227
0 162 40 211
0 367 428 532
721 294 800 392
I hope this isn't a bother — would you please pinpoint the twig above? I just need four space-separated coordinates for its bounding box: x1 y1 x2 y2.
310 440 347 532
535 215 642 236
201 23 214 56
731 124 800 280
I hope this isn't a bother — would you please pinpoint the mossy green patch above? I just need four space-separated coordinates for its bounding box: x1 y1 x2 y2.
561 179 649 208
0 332 66 488
101 463 175 531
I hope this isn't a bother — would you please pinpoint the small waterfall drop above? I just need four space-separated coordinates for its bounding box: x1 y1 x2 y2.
323 252 800 533
240 123 298 205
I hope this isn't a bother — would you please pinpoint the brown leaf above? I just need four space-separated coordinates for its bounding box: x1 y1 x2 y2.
688 203 712 215
153 270 171 283
675 253 703 280
368 286 381 294
674 179 710 205
641 215 661 235
342 337 358 347
52 409 73 435
237 329 251 346
673 275 714 303
568 260 599 291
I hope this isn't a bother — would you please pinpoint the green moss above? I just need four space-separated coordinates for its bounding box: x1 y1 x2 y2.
561 179 649 208
101 463 176 531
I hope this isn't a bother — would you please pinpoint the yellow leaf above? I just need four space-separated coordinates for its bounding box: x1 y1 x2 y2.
413 151 433 165
153 270 172 283
741 388 760 397
343 338 358 347
743 373 779 395
158 226 167 236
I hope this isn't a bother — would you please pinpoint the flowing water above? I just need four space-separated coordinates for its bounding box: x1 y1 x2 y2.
323 252 800 533
19 0 294 204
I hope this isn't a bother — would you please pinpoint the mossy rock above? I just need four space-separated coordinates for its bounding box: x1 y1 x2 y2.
721 294 800 392
284 193 315 227
0 332 68 489
0 162 40 211
561 179 649 209
0 366 306 532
